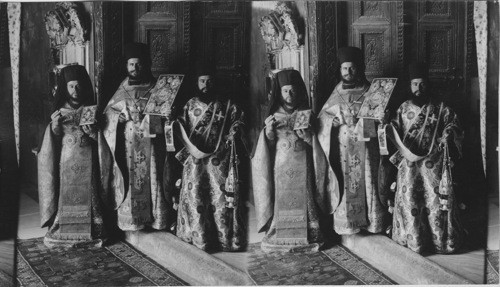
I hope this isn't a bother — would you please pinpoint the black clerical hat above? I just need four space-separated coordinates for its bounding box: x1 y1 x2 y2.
194 61 216 77
61 65 89 83
337 46 364 67
408 62 429 80
123 42 150 62
54 64 94 110
268 69 309 115
276 69 304 88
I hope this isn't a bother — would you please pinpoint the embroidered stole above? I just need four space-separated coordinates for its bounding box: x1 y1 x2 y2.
389 102 444 165
274 111 308 245
124 88 153 224
59 107 92 240
175 100 231 161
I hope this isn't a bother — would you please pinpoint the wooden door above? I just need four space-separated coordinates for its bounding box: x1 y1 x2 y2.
346 1 403 80
194 2 250 104
133 2 191 76
409 1 467 107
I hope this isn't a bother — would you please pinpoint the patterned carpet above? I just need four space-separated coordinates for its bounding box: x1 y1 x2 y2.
17 238 186 286
247 243 395 285
487 250 499 284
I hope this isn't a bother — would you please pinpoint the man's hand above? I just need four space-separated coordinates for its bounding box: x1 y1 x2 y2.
378 109 391 124
50 110 63 135
82 124 98 140
296 129 312 145
118 107 130 123
332 116 342 127
439 129 453 150
264 115 277 140
118 113 128 123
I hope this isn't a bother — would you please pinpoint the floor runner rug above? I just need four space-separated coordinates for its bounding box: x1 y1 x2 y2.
247 243 395 285
17 237 186 286
487 250 499 284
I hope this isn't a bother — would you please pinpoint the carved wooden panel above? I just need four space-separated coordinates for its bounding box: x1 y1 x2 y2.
195 2 249 100
101 2 125 106
148 2 177 16
203 2 242 18
420 25 454 75
362 32 385 74
356 1 391 22
406 1 466 104
136 2 189 75
204 21 242 71
0 3 9 68
139 23 178 75
415 1 463 81
419 1 455 20
316 1 339 103
347 1 401 79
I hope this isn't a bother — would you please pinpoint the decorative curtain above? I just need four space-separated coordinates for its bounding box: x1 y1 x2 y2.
474 1 488 176
7 3 21 165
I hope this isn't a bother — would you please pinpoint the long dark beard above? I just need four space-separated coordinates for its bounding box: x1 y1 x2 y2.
412 93 430 106
128 71 144 82
197 89 216 103
67 97 82 109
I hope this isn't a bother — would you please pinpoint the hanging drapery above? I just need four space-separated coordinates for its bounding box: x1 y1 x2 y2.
474 1 488 176
7 3 20 165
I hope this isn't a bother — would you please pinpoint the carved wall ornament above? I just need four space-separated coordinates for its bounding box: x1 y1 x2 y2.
44 2 89 48
259 2 302 54
259 1 305 78
45 1 90 88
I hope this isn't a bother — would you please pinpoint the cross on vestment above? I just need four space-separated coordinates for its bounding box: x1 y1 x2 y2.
349 132 359 142
135 151 146 163
350 155 361 167
194 125 205 135
427 114 438 125
214 110 225 121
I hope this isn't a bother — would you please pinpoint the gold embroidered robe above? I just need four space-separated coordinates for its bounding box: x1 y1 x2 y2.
38 106 106 247
318 82 387 234
251 108 338 251
100 78 168 231
389 100 464 253
174 97 247 251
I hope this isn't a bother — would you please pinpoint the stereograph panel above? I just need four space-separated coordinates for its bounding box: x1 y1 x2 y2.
0 1 497 287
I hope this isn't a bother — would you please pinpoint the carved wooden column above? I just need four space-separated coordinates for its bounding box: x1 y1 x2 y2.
315 2 346 110
306 1 319 112
92 2 125 109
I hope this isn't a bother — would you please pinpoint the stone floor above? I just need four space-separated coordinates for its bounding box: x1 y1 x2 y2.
245 193 498 284
17 185 499 285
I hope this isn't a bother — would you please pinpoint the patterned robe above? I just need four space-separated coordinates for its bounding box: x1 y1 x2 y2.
389 100 464 254
100 78 168 231
252 107 338 251
175 97 247 251
38 106 106 247
318 82 387 235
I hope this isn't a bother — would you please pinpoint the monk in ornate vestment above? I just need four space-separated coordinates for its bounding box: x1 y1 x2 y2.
387 63 464 253
252 70 338 253
174 65 247 251
318 47 387 235
100 43 169 231
38 65 107 247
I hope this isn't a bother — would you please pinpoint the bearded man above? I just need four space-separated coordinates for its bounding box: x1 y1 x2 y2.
173 64 247 251
38 65 108 247
252 69 338 253
388 62 464 254
100 42 169 231
317 47 387 235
